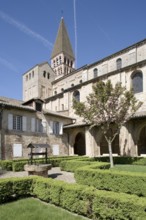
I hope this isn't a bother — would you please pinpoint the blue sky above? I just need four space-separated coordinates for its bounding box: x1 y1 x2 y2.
0 0 146 100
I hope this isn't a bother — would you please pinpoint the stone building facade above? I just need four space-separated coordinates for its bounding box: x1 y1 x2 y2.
0 97 74 159
1 18 146 159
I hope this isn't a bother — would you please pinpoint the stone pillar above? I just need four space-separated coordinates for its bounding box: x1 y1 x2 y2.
85 126 94 157
120 122 136 156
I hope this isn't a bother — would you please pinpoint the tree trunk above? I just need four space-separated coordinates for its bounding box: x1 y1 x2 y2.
108 141 114 168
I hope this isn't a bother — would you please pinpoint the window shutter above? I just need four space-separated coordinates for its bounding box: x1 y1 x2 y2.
48 121 53 134
22 116 27 131
8 114 13 130
42 119 47 133
31 118 35 132
59 122 63 135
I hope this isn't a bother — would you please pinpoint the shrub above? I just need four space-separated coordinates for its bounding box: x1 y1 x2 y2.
92 190 146 219
12 161 27 172
0 160 13 171
1 176 146 219
60 160 92 172
32 176 146 219
75 164 146 197
133 157 146 165
94 156 142 164
12 177 34 198
0 177 34 203
0 156 86 172
0 179 13 203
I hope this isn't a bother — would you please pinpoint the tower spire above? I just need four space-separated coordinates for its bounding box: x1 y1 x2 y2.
51 18 75 78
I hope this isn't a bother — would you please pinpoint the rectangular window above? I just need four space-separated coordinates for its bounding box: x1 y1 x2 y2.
48 121 63 135
36 119 43 133
13 115 22 131
53 121 60 135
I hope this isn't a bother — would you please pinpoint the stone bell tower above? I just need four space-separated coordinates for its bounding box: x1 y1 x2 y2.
51 18 75 78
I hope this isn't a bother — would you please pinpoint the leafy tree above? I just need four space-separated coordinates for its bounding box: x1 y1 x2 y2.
73 80 142 168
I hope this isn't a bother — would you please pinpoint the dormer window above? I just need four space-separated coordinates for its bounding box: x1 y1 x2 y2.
35 102 42 112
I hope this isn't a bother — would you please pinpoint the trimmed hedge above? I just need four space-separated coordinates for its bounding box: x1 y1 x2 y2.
75 163 146 197
0 160 13 171
60 160 92 172
1 156 146 172
0 177 34 203
1 176 146 219
60 160 110 172
32 177 146 219
0 156 88 172
0 156 86 172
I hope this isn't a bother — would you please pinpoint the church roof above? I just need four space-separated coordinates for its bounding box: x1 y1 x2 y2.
51 18 74 59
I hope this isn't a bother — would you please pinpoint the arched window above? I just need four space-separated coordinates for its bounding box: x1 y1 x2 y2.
131 71 143 93
43 71 46 78
116 58 122 70
93 68 98 78
73 90 80 102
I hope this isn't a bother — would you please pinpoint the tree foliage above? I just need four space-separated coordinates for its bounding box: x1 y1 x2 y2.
73 80 142 167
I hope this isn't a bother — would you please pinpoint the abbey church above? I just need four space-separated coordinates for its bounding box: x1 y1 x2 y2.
1 18 146 159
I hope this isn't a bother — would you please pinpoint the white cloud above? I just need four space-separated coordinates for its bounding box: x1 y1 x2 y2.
0 56 19 73
0 10 53 49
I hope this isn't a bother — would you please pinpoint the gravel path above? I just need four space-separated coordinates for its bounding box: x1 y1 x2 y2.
0 167 76 183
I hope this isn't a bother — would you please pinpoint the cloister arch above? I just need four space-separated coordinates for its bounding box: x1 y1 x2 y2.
138 126 146 155
74 132 86 155
100 134 120 155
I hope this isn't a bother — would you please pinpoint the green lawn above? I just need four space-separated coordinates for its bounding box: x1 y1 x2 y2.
112 164 146 173
0 198 89 220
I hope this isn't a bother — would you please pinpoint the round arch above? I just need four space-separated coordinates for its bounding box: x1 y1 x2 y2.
73 90 80 102
131 70 143 94
100 135 120 155
138 126 146 155
74 132 86 155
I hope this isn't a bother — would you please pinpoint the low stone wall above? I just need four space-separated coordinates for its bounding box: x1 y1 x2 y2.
24 164 52 177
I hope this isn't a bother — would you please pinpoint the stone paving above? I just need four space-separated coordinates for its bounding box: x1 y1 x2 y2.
0 167 76 183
